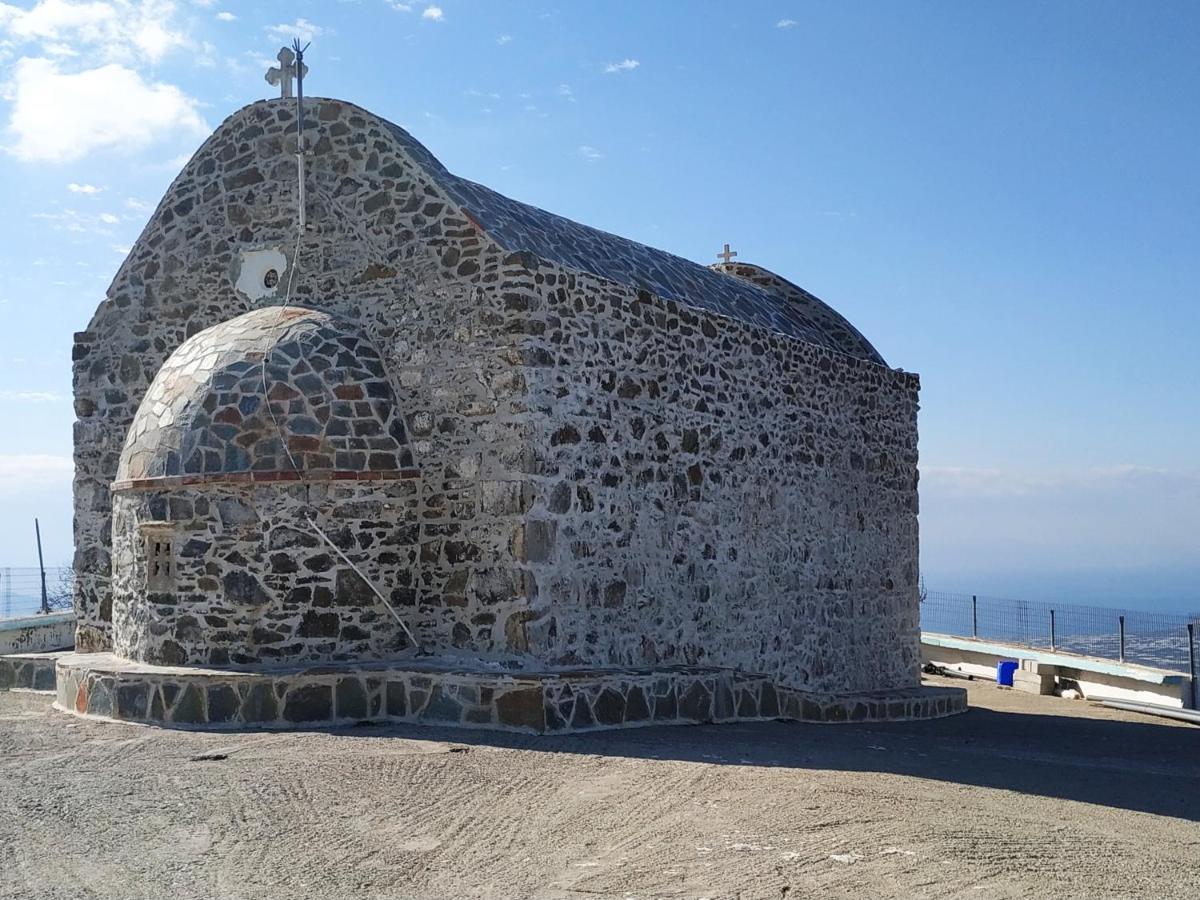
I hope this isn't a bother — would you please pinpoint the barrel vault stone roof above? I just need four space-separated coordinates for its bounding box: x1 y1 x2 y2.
114 307 413 488
370 110 886 365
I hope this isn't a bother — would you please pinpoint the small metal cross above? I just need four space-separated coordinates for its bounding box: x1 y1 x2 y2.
717 243 738 265
265 46 308 99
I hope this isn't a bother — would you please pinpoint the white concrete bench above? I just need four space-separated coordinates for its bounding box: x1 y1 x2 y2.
921 632 1194 709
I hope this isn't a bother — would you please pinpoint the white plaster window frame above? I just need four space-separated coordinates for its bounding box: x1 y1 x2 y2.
233 247 289 301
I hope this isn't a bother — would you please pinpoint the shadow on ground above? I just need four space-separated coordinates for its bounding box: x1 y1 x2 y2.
325 694 1200 822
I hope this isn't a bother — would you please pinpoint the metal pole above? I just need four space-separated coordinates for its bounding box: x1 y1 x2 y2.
972 595 978 639
35 518 49 615
1050 609 1056 652
1188 623 1196 711
1099 698 1200 725
2 567 9 618
1118 615 1126 663
293 38 308 233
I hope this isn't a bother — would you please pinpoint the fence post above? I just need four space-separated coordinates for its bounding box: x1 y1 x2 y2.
1050 609 1056 652
1118 615 1126 663
2 567 9 619
971 595 978 639
35 518 49 615
1188 623 1196 711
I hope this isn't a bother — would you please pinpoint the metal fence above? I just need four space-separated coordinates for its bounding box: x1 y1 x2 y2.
922 590 1198 674
0 567 74 619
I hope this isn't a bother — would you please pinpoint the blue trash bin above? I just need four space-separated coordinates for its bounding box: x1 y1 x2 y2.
996 660 1018 686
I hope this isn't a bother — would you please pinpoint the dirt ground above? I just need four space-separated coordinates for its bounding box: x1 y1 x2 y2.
1 676 1197 900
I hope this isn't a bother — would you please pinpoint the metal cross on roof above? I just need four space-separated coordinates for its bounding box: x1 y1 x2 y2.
265 45 308 99
717 243 738 265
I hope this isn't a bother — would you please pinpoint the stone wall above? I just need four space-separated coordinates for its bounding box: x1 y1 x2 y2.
513 267 922 694
110 480 431 665
76 96 921 697
74 99 538 656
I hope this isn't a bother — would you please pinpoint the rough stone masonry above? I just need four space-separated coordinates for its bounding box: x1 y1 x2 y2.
72 97 922 698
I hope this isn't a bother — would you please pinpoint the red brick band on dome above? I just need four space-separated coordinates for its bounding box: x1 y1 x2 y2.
114 306 414 489
110 468 422 492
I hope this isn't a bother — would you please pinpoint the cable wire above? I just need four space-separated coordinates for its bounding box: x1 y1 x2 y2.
255 51 423 653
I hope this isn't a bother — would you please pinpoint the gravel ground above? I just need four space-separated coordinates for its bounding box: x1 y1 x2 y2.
1 676 1197 899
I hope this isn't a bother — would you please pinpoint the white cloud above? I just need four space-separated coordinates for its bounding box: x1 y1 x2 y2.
132 17 183 60
921 464 1200 575
921 464 1184 499
159 150 191 171
577 144 603 162
215 10 235 21
67 181 101 193
5 57 206 162
421 5 442 21
496 33 511 45
776 18 797 29
385 1 413 10
0 454 73 496
32 207 119 233
265 17 323 43
0 390 64 403
0 455 73 565
194 37 218 67
556 83 575 102
0 0 117 43
245 50 276 72
0 0 188 64
604 58 640 74
124 197 149 211
39 40 78 56
0 2 201 164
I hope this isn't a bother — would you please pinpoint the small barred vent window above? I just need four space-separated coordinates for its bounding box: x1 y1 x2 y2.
143 527 175 590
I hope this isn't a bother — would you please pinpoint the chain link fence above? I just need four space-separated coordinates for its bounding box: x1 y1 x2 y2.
922 590 1198 674
0 567 74 619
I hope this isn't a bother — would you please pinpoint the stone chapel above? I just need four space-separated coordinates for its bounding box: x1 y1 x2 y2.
63 93 964 730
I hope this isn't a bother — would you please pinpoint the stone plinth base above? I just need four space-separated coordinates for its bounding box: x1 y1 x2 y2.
54 653 966 733
1 651 71 692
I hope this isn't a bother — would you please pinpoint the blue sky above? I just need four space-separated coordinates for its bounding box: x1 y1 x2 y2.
0 1 1197 610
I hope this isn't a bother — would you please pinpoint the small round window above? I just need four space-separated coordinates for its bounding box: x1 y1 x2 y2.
263 268 280 289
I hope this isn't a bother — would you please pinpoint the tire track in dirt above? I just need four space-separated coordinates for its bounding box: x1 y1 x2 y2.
3 683 1200 900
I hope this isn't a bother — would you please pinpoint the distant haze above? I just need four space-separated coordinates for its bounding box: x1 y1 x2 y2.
921 464 1200 613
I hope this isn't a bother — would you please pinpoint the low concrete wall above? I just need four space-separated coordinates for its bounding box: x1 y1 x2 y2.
0 612 75 655
922 632 1194 709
